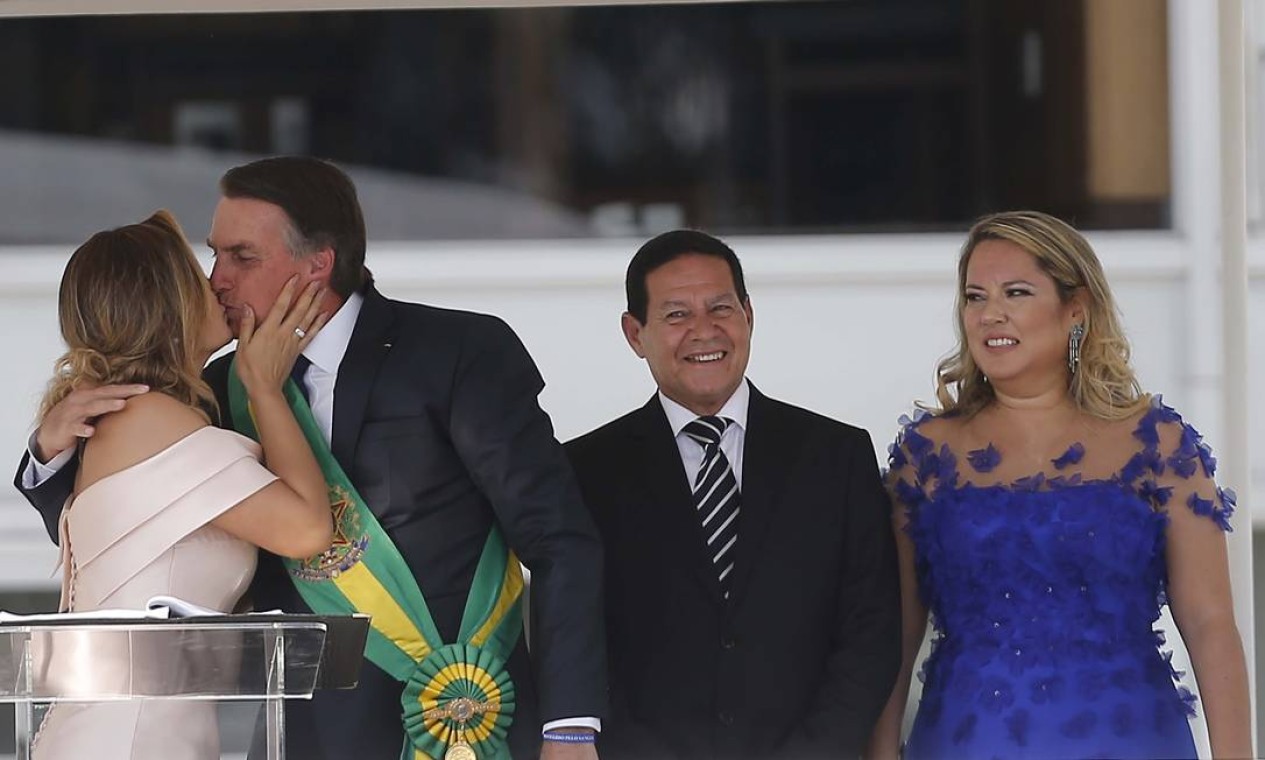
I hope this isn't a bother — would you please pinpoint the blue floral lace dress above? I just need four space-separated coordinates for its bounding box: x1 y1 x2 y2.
889 398 1235 760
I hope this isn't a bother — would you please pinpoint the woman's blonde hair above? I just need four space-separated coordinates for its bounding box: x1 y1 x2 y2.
934 210 1146 420
39 210 217 421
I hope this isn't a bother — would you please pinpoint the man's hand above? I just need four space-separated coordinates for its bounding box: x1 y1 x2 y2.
540 731 598 760
34 384 150 462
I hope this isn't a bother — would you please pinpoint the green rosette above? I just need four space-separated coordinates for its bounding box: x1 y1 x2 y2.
402 643 516 760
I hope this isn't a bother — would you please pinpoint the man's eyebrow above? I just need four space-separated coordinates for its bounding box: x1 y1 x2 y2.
208 241 252 255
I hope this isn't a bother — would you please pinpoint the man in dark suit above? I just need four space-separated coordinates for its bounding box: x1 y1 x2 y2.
16 156 605 760
565 230 900 759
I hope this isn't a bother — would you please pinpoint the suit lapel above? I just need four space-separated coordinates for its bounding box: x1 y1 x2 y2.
730 385 800 605
331 284 396 466
629 397 726 605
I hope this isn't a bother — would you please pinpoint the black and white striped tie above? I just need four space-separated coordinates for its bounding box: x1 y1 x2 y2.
683 416 740 600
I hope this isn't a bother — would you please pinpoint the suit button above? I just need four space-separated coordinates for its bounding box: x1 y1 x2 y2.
717 711 734 726
721 636 737 650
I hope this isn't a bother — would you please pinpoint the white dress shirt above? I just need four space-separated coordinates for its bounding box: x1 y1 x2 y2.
294 291 362 444
23 434 73 488
657 378 750 487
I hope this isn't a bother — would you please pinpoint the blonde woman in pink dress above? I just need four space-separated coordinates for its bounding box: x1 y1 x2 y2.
27 210 334 760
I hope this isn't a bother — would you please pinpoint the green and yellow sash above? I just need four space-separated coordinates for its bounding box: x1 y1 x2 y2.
228 363 524 760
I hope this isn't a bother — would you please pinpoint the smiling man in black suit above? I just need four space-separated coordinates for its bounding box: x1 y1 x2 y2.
565 229 900 759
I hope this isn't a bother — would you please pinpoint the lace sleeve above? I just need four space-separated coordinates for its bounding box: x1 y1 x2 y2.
886 410 951 521
1139 399 1236 532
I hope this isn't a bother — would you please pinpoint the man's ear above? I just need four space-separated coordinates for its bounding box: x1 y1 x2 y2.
744 297 754 333
304 247 335 285
621 312 647 358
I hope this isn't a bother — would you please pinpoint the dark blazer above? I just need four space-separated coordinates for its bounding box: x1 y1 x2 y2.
565 385 900 760
16 284 607 760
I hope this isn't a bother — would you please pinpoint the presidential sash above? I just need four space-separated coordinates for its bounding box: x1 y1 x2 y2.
228 363 524 760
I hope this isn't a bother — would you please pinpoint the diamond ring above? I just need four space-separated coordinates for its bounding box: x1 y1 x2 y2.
294 327 306 339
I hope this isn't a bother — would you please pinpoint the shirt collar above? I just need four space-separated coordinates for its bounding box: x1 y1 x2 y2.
658 378 750 438
301 291 364 374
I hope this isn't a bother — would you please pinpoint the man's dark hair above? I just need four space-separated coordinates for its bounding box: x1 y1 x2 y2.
220 156 368 298
625 229 748 323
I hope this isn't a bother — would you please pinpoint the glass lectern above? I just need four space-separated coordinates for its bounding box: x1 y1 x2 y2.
0 614 366 760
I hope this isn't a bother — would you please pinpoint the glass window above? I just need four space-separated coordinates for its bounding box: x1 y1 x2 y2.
0 0 1171 244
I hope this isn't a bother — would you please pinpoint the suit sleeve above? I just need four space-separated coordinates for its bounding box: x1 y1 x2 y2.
785 428 902 756
563 438 674 758
13 450 77 543
446 316 608 724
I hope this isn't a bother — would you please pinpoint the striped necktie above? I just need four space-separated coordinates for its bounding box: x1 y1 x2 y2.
683 416 741 600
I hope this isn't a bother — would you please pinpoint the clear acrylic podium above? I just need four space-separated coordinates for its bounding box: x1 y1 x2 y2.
0 614 367 760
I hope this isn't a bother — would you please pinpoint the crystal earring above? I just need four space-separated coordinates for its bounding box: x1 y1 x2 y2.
1068 323 1085 374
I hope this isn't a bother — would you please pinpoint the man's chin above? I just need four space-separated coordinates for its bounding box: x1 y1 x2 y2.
670 381 742 416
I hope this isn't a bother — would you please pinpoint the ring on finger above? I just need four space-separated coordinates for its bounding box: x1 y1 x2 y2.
294 327 306 339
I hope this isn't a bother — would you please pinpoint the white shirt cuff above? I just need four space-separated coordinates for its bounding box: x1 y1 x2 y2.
542 717 601 735
22 431 74 489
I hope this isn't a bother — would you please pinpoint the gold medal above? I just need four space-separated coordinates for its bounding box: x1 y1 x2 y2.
444 739 477 760
425 695 499 760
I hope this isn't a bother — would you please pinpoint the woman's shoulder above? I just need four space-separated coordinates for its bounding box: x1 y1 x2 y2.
893 407 963 447
94 391 207 439
888 407 966 474
1122 394 1204 451
82 392 211 486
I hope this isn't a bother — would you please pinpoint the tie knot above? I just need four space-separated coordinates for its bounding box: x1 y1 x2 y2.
291 353 312 377
683 416 730 448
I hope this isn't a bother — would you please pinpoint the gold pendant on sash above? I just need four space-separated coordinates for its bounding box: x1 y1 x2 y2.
444 739 477 760
445 697 478 760
426 696 497 760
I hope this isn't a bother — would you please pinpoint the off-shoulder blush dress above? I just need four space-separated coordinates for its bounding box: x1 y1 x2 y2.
32 427 277 760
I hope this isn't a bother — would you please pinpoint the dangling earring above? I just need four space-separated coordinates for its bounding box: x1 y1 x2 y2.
1068 323 1085 374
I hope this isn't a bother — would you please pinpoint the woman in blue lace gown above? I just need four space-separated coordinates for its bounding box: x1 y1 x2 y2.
866 211 1250 760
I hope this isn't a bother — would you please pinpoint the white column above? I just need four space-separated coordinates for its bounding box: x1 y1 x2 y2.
1169 0 1256 754
1170 1 1224 432
1170 0 1256 752
1218 0 1256 750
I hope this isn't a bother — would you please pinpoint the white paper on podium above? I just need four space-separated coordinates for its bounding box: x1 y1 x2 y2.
0 606 170 623
147 596 286 618
0 596 295 624
145 595 221 618
0 595 278 623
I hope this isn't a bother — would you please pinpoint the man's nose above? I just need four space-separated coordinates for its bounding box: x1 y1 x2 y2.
689 312 720 337
208 262 228 292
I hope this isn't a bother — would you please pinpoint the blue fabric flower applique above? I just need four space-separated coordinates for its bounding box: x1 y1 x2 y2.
1051 443 1085 470
967 444 1001 473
